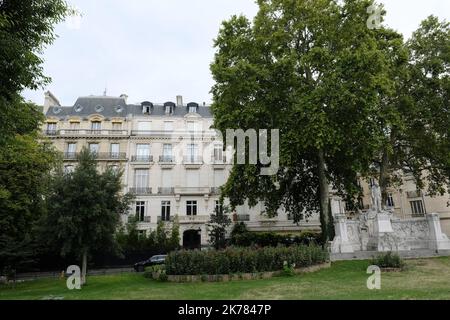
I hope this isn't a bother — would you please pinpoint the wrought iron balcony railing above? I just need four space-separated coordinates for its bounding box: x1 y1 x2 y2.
236 214 250 222
211 155 227 164
158 187 175 195
183 155 203 164
131 155 153 162
129 187 152 195
159 155 174 163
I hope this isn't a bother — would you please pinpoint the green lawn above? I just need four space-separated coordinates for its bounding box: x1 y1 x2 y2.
1 257 450 300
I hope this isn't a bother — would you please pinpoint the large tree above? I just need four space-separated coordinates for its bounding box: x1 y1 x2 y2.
0 0 70 143
373 15 449 203
211 0 398 241
41 149 133 285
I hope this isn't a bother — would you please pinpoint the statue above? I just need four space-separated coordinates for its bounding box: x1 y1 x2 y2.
371 182 382 213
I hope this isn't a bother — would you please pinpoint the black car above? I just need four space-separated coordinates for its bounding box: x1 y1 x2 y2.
134 255 167 272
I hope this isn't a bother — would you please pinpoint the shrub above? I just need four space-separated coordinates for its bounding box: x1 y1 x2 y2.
165 245 328 275
280 261 296 277
370 252 405 269
231 229 322 248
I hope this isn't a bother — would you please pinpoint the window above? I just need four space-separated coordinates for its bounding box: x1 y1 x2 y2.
162 144 172 161
410 200 425 215
142 105 150 114
46 123 56 134
112 122 122 131
110 143 120 158
187 121 196 132
70 122 80 130
387 193 395 207
215 200 223 214
165 105 173 114
369 177 376 187
134 169 149 190
64 165 74 174
186 201 197 216
135 201 145 222
66 143 77 158
136 144 150 161
213 144 223 161
91 121 101 132
89 143 99 154
164 121 173 132
161 201 171 221
189 106 196 113
186 143 198 161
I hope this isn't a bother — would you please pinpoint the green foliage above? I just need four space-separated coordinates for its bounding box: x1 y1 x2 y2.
39 147 134 265
165 245 328 275
280 261 296 277
210 0 402 240
207 205 232 250
231 228 322 247
0 0 71 143
0 135 59 271
370 252 405 269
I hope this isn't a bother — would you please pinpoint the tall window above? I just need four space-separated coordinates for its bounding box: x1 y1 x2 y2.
110 143 120 158
161 201 171 221
91 121 101 133
165 105 172 114
215 200 223 214
410 200 425 215
46 123 56 134
186 200 197 216
89 143 99 154
112 122 122 131
66 143 77 158
189 106 196 113
213 144 223 161
135 201 145 222
186 143 198 162
387 193 395 207
164 121 173 132
162 144 172 161
134 169 149 190
136 144 150 161
70 122 80 130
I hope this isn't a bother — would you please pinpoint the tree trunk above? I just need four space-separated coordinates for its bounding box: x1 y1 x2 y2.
81 249 87 286
318 149 331 243
379 147 389 208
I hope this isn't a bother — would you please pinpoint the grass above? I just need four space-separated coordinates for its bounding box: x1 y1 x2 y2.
1 257 450 300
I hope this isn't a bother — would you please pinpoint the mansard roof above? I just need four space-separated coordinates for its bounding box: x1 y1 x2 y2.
45 95 213 119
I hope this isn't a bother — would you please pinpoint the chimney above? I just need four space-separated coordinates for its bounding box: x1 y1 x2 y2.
176 95 183 107
43 91 60 115
120 93 128 103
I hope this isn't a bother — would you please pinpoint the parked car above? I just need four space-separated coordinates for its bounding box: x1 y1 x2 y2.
134 255 167 272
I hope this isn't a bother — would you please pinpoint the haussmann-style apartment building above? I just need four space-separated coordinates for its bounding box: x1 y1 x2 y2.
41 91 450 248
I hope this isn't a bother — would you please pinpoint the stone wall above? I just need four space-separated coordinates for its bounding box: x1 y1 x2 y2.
331 211 450 254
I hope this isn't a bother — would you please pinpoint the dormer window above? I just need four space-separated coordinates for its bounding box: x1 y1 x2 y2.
141 101 153 114
187 102 199 114
164 102 175 115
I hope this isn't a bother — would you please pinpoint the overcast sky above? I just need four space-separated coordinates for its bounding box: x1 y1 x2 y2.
22 0 450 106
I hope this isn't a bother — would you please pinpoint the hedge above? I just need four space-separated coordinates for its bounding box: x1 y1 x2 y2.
231 230 322 247
165 245 328 275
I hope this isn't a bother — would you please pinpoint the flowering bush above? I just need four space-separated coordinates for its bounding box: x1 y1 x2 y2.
165 245 328 275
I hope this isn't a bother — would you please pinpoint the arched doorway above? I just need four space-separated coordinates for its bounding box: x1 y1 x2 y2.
183 229 201 250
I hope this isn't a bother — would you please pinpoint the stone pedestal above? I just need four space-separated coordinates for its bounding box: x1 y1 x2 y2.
427 213 450 251
330 214 354 253
366 211 395 251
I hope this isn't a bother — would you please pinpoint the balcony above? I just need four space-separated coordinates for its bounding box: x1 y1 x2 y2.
63 152 79 160
95 152 127 160
131 155 153 163
158 155 175 168
183 155 203 168
158 187 175 195
46 129 129 137
131 130 213 139
174 187 210 195
210 187 221 195
157 216 174 223
178 215 210 223
236 214 250 222
129 187 152 195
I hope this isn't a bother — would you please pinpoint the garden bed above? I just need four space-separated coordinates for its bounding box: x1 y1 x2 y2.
152 262 331 282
